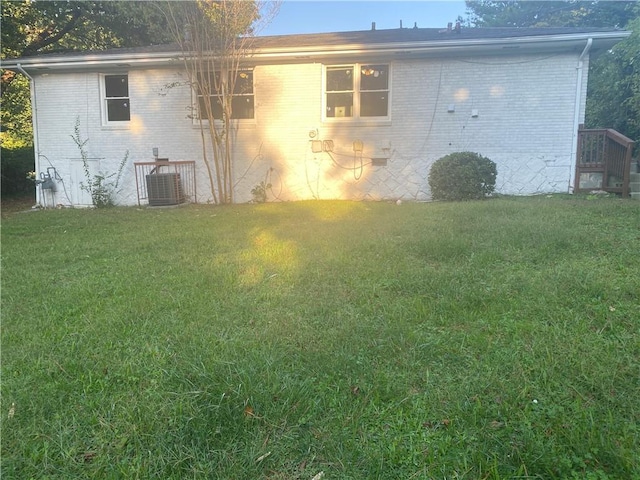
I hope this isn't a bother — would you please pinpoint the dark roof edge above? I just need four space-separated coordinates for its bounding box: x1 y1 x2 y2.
1 27 630 70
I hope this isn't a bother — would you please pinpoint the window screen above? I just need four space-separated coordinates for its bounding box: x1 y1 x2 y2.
104 74 130 122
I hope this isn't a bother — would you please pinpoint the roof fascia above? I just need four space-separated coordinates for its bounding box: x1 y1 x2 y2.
1 51 184 72
251 31 630 62
1 30 629 72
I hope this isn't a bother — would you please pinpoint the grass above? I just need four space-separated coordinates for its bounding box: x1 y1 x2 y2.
1 196 639 479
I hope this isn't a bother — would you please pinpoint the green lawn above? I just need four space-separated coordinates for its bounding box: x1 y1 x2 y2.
2 197 639 479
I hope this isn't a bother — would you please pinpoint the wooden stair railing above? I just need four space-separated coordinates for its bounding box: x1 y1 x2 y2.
575 124 635 197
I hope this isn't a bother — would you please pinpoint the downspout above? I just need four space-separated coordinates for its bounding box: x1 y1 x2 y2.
15 63 42 205
569 38 592 193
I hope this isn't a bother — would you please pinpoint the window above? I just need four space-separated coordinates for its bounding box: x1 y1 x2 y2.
103 74 130 123
325 64 389 120
197 70 254 120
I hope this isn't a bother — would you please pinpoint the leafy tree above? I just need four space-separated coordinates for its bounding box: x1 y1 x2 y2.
586 10 640 142
1 75 32 149
465 1 634 28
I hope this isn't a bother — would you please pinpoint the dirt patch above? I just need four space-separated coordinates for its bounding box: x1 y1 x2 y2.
1 195 36 218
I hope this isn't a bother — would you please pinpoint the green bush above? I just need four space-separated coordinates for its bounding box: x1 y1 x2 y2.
1 146 34 197
428 151 497 201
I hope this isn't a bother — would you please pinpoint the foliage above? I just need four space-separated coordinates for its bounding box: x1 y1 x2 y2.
1 198 639 478
70 118 128 208
586 9 640 142
0 146 34 197
78 169 126 208
1 1 174 61
464 1 635 28
162 0 279 204
0 75 32 149
428 151 497 201
251 180 272 203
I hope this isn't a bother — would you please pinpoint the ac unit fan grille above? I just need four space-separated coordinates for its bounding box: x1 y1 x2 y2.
146 173 184 206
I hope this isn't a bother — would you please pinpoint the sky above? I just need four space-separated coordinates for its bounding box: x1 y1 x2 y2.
258 1 469 36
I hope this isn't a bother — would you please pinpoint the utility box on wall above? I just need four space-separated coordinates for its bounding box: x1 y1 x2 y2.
145 173 184 206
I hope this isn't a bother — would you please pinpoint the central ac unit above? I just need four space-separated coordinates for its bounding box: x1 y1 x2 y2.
146 173 184 206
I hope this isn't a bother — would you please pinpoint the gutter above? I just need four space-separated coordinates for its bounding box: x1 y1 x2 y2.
0 31 629 71
569 38 592 193
1 54 182 71
15 63 42 205
250 31 628 64
254 30 629 55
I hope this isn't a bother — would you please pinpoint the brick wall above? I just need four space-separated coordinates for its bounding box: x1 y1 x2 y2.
32 50 586 206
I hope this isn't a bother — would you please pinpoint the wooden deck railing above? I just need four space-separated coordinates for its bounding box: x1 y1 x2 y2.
575 125 635 197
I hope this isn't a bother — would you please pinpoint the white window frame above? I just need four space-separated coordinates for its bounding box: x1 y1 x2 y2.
322 63 391 123
100 73 131 127
193 68 256 126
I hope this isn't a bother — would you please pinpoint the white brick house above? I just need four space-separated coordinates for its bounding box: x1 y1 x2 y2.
2 27 629 206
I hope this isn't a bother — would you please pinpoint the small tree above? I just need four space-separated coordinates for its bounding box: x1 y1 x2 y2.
428 152 497 201
71 117 128 208
163 0 279 204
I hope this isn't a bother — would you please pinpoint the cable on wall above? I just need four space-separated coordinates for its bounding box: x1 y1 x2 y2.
234 142 265 188
265 167 284 201
326 151 372 180
391 61 445 162
453 53 563 66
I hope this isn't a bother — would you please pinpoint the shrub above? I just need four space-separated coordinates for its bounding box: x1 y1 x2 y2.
428 151 497 201
251 181 271 203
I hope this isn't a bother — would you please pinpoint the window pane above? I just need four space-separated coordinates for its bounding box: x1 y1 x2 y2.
231 96 254 119
326 92 353 117
360 92 388 117
198 96 209 119
198 96 223 120
197 70 254 120
326 67 353 92
107 99 130 121
200 96 255 120
361 65 388 91
105 75 128 98
195 71 219 96
234 71 253 95
212 98 223 120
